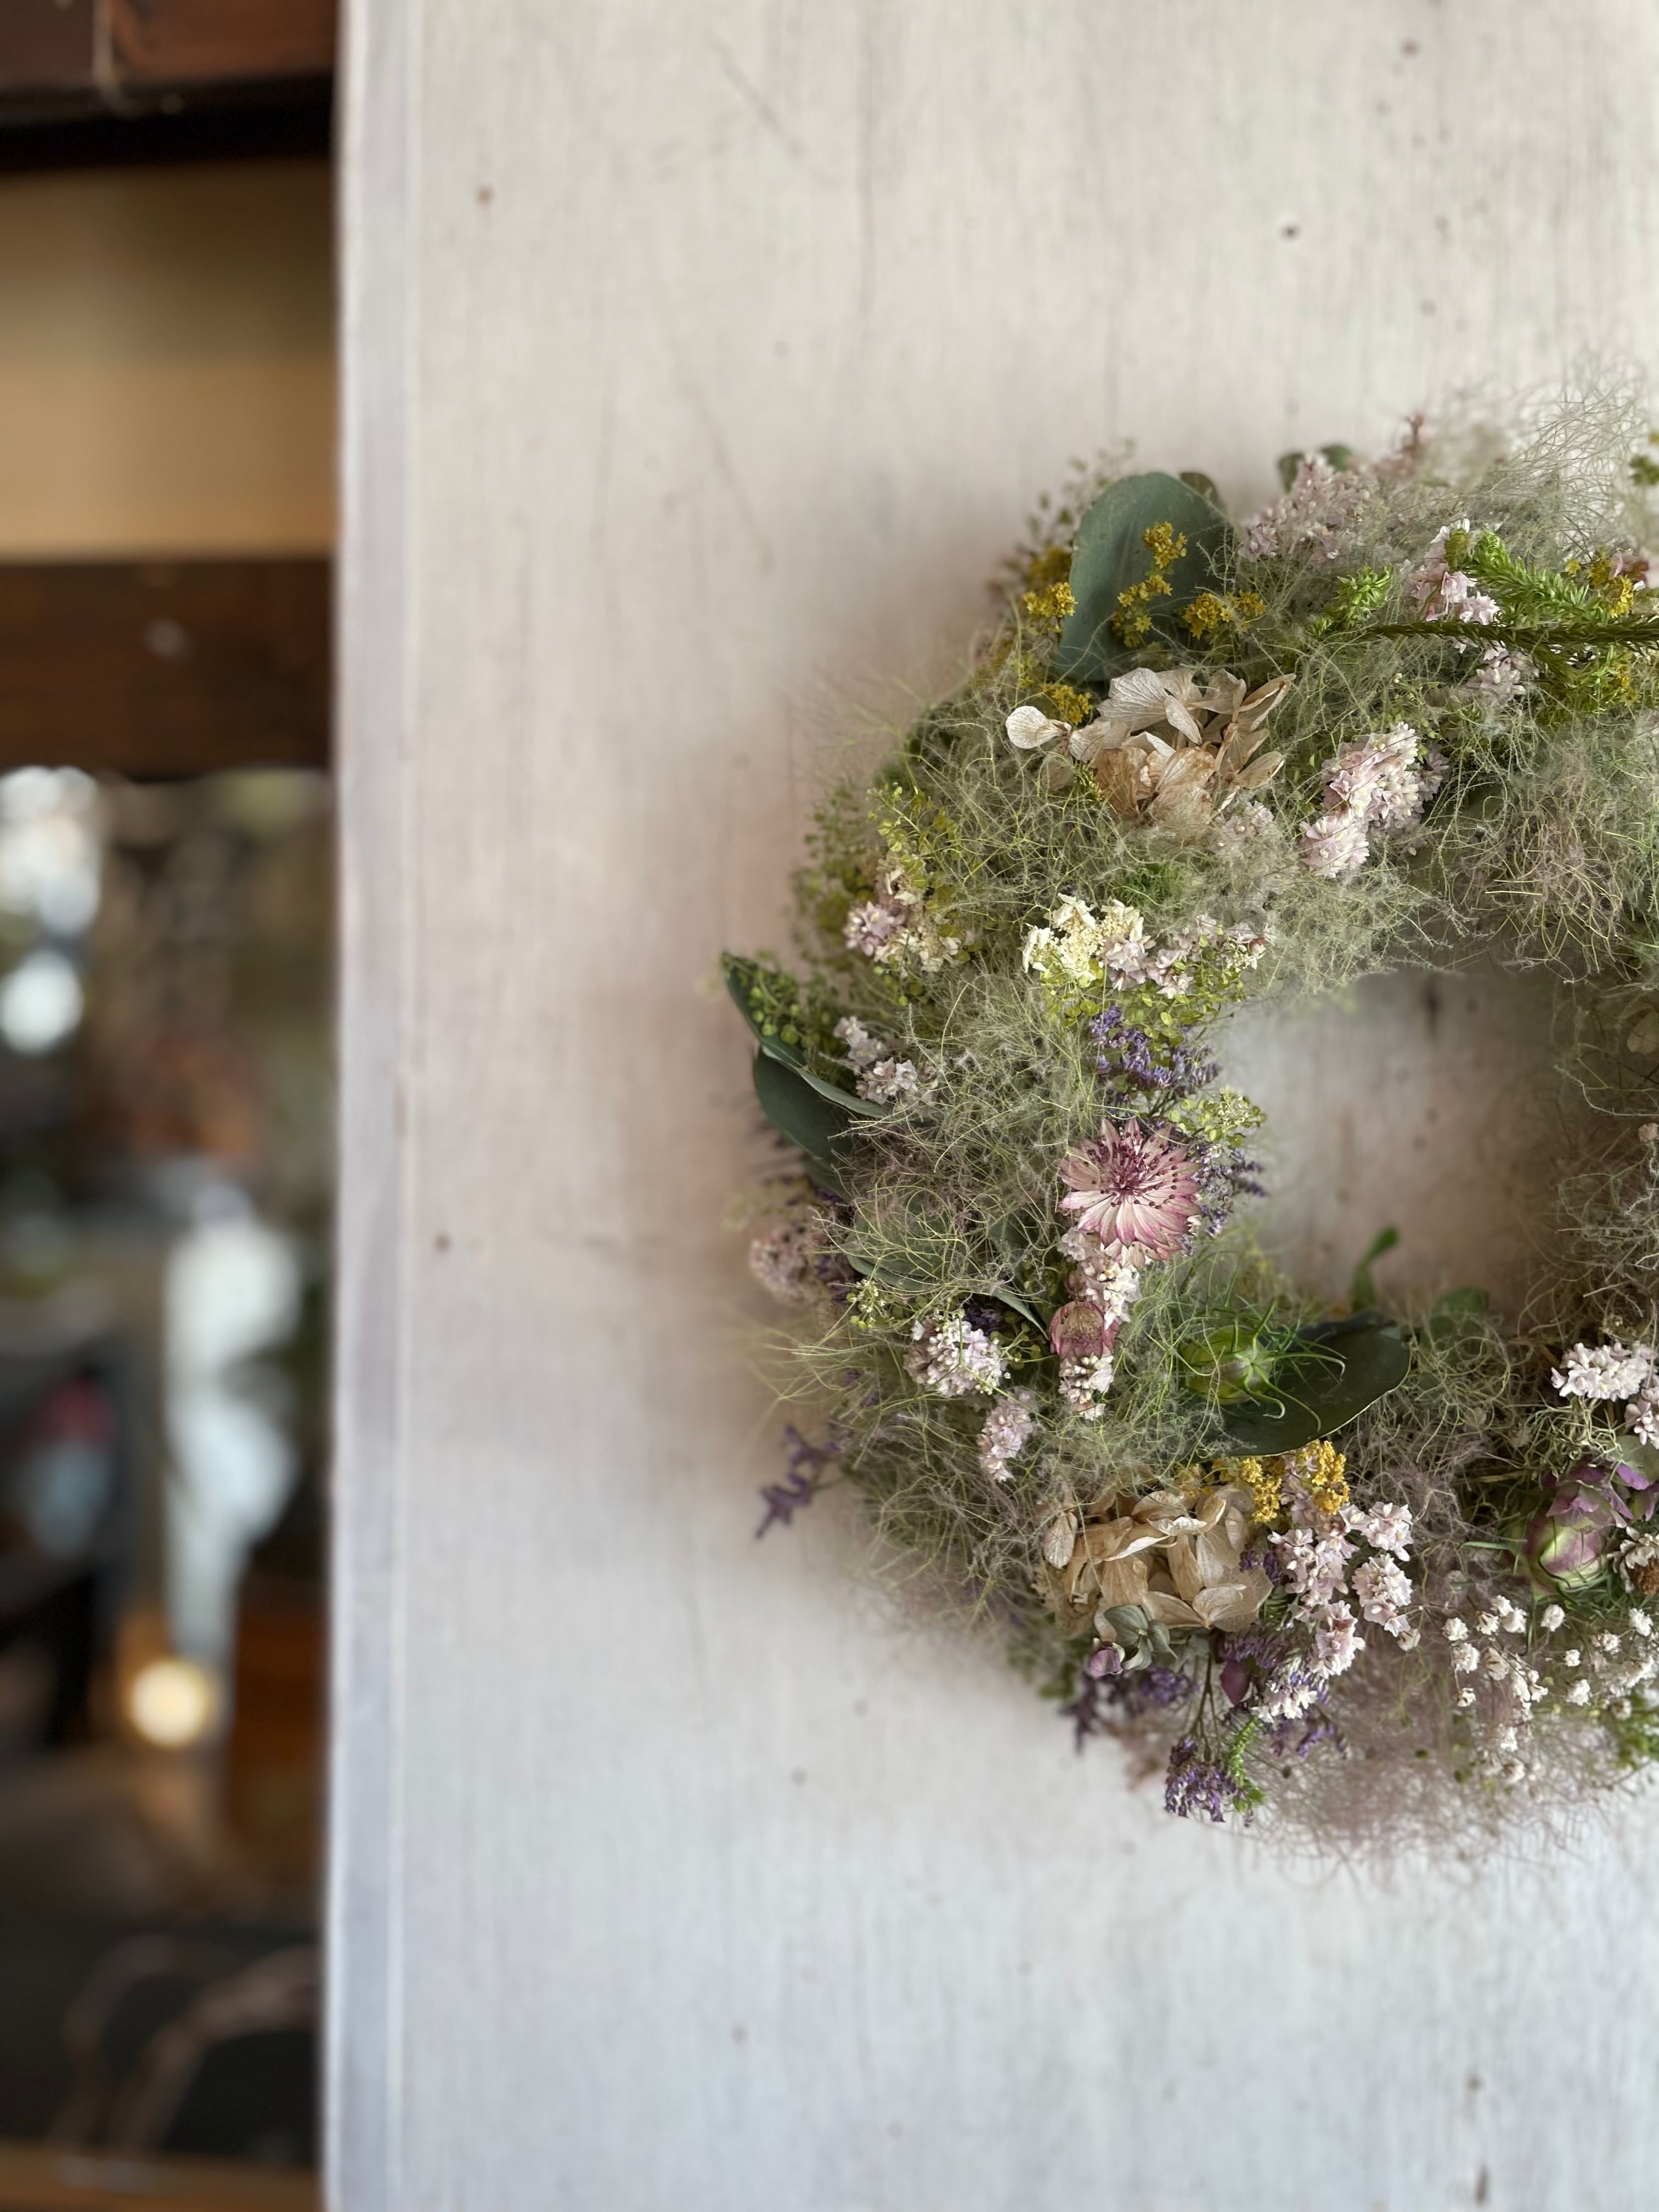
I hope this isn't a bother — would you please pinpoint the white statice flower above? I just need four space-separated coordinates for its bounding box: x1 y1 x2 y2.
1058 1353 1114 1419
1465 645 1532 705
843 894 907 961
1353 1554 1414 1635
1309 1529 1356 1604
1309 1601 1365 1677
1474 1612 1499 1636
1408 522 1501 628
1240 453 1374 567
1481 1646 1509 1681
1443 1614 1470 1644
1323 724 1425 829
1358 1501 1414 1558
1396 1624 1421 1651
1632 1609 1655 1639
1493 1596 1528 1635
977 1391 1037 1481
1297 808 1371 883
905 1312 1009 1399
1209 800 1279 860
1272 1529 1317 1597
1627 1388 1659 1450
748 1218 824 1305
1540 1603 1566 1633
1456 1685 1477 1709
1056 1230 1142 1323
1564 1647 1582 1668
1595 1632 1622 1655
834 1015 928 1106
1005 704 1071 752
1551 1339 1655 1402
1566 1678 1593 1706
844 866 960 975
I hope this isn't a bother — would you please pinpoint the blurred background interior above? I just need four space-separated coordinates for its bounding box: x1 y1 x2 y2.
0 9 335 2208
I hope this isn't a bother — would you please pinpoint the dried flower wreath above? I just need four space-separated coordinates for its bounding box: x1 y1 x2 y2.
726 394 1659 1848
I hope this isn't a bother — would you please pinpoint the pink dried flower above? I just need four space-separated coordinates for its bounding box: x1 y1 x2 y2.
1057 1121 1203 1261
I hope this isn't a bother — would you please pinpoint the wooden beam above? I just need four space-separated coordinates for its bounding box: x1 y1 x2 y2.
0 562 330 778
0 1 335 130
0 2139 317 2210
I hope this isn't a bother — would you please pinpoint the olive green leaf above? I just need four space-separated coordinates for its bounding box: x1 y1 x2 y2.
1218 1312 1410 1454
752 1051 855 1179
724 956 882 1117
1057 471 1234 683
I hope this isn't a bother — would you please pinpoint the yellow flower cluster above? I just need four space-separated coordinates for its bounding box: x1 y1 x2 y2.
1210 1440 1348 1526
1020 579 1076 628
1182 587 1267 642
1111 522 1186 646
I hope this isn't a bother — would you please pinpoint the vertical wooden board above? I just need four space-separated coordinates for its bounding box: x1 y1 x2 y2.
335 4 1659 2209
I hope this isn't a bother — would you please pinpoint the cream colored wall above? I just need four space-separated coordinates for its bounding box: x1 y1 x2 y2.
0 160 334 556
333 5 1659 2209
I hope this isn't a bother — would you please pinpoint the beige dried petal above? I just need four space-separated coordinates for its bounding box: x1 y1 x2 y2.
1231 750 1284 790
1233 674 1293 732
1087 1516 1170 1563
1215 721 1269 776
1152 748 1216 795
1197 670 1247 717
1042 1513 1079 1571
1166 1536 1205 1605
1194 1523 1244 1589
1143 1588 1205 1629
1089 1552 1152 1611
1039 752 1076 793
1070 718 1122 761
1193 1568 1273 1632
1093 748 1143 818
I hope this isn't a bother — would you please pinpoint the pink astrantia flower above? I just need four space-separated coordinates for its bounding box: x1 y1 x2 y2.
1057 1121 1202 1261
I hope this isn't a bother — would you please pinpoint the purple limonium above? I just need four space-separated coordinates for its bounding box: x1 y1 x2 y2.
755 1424 837 1538
1164 1737 1248 1823
1090 1006 1218 1105
1059 1661 1196 1750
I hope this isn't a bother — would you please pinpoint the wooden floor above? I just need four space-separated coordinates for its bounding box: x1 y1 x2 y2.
0 2142 315 2212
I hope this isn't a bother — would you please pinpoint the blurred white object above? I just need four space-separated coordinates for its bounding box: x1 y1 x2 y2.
127 1655 220 1749
163 1197 302 1667
0 949 82 1054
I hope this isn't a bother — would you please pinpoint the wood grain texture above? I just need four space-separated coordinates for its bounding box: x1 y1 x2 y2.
0 562 329 774
333 5 1659 2208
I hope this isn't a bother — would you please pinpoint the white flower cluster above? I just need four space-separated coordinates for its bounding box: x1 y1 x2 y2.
833 1015 928 1106
748 1216 825 1305
905 1311 1009 1398
1297 723 1442 882
843 864 961 975
1551 1338 1659 1447
1053 1229 1142 1419
1438 1594 1659 1782
1209 800 1279 861
1022 895 1267 1002
1408 521 1501 629
1268 1471 1419 1685
977 1391 1037 1481
1240 453 1374 567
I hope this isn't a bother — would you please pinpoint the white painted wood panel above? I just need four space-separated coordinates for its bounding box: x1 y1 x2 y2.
331 6 1659 2208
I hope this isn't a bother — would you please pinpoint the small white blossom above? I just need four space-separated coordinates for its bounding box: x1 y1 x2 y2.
1552 1339 1655 1403
1566 1678 1593 1706
1456 1686 1477 1708
977 1392 1037 1481
1358 1502 1414 1558
1310 1601 1364 1678
1481 1646 1509 1681
1475 1612 1499 1636
1627 1389 1659 1450
1443 1615 1470 1643
1500 1758 1527 1786
1493 1596 1528 1635
1297 808 1370 882
1209 800 1279 860
1353 1554 1414 1633
1540 1604 1566 1633
1451 1642 1480 1675
1564 1647 1582 1668
905 1312 1008 1399
1633 1609 1655 1639
1596 1632 1622 1655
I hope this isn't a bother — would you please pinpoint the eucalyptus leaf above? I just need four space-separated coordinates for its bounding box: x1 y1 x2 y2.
753 1051 855 1176
1218 1314 1410 1453
1057 472 1234 682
